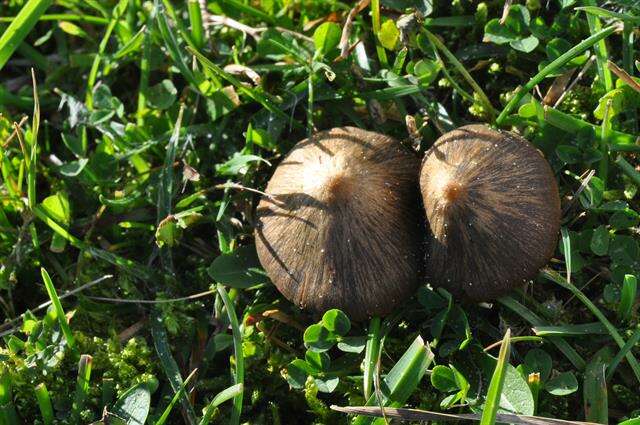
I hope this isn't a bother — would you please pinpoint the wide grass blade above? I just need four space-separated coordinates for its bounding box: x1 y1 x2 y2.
354 335 434 425
34 383 53 425
480 329 511 425
40 267 75 350
72 355 93 418
583 348 610 423
618 274 637 321
497 25 618 125
187 0 204 49
216 284 245 425
200 383 244 425
0 0 53 71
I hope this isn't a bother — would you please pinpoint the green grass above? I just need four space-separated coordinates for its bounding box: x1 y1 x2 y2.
1 0 640 423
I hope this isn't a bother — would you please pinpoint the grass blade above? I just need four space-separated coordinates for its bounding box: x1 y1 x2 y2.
34 383 53 425
618 274 637 321
200 383 244 425
370 0 388 68
498 296 586 370
615 155 640 187
543 105 638 151
28 68 39 210
542 269 640 383
583 0 613 92
354 335 434 425
40 267 75 350
187 45 292 122
155 368 198 425
583 348 610 423
481 329 511 425
72 355 93 419
561 227 571 284
0 0 53 71
188 0 204 49
216 284 245 425
363 316 381 400
423 29 497 122
85 0 127 108
606 325 640 381
150 310 198 424
0 367 19 425
497 25 618 125
532 323 608 337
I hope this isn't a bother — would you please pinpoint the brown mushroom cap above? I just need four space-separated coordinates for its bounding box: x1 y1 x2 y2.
255 127 423 320
419 124 560 300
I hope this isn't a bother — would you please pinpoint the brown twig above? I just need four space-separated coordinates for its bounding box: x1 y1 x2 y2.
337 0 370 60
608 60 640 94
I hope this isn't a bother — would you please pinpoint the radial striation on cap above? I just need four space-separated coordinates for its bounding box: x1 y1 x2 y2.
255 127 424 320
420 124 561 300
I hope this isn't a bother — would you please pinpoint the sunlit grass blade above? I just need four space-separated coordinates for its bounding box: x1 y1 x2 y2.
480 329 510 425
156 368 198 425
72 355 92 419
0 13 108 24
188 0 204 49
41 267 76 350
497 25 618 125
0 0 53 71
561 227 571 284
216 284 245 425
150 310 198 424
363 316 381 400
370 0 388 68
583 1 612 92
542 269 640 383
200 383 244 425
354 335 434 425
155 0 201 92
34 383 53 425
618 274 637 321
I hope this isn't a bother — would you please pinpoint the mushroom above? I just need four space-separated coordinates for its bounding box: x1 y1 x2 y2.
419 124 560 300
255 127 423 320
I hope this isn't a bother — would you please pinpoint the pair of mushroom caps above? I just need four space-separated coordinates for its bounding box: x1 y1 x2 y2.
254 125 560 321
